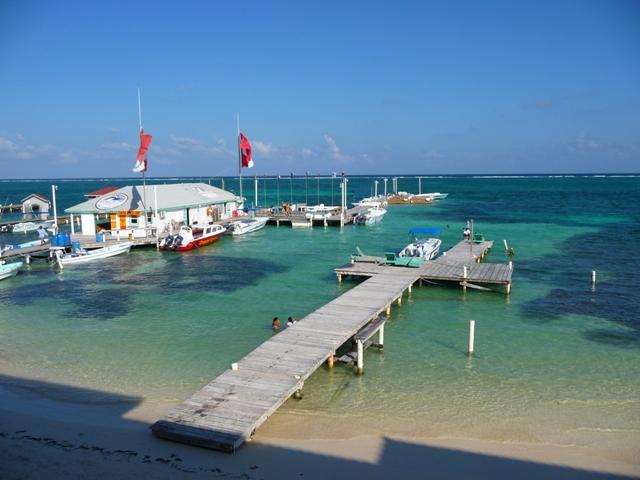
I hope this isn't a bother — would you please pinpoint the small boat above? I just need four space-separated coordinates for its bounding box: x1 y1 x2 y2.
159 224 225 251
304 204 341 220
398 228 442 260
354 207 387 225
225 217 268 235
11 219 55 233
425 192 448 200
353 196 388 208
53 241 133 267
0 261 23 280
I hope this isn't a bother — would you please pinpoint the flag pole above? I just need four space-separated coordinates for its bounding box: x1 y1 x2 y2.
138 87 148 226
237 113 243 206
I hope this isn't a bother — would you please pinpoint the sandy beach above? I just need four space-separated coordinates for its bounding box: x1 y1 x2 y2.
1 374 638 480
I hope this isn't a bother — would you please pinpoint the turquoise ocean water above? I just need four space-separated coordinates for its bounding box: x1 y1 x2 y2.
0 175 638 459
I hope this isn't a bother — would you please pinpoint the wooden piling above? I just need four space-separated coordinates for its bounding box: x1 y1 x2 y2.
378 324 384 351
468 320 475 355
356 339 364 375
591 270 596 284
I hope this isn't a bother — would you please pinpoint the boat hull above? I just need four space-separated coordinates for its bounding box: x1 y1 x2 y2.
58 242 133 266
0 262 23 280
176 231 223 251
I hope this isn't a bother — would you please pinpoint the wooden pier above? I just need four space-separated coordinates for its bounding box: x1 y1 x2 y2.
151 238 513 452
258 206 365 228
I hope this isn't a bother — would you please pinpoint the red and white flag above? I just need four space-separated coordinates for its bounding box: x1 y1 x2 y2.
239 132 253 168
133 129 153 173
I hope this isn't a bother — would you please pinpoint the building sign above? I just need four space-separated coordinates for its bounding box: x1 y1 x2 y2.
95 193 128 210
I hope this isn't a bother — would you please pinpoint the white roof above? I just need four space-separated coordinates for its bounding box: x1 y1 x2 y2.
65 182 239 214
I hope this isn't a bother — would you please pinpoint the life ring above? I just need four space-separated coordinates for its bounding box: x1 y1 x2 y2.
207 206 214 216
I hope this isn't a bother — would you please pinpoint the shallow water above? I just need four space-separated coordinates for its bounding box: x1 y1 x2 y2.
1 175 639 459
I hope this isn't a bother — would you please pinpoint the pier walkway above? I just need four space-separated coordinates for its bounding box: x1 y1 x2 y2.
151 239 512 452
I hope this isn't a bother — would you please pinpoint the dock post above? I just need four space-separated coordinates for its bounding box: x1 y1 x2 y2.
506 282 512 295
468 319 475 355
419 277 423 287
337 273 342 284
396 295 402 306
509 261 513 270
463 266 468 291
408 284 412 294
293 377 304 399
378 324 384 351
25 255 30 265
591 270 596 285
356 339 364 375
327 353 335 369
385 304 391 315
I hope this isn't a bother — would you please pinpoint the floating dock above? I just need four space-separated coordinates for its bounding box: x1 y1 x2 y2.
151 239 512 452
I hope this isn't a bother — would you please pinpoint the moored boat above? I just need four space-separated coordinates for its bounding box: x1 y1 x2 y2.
159 224 225 251
398 228 442 260
11 219 55 233
0 261 23 280
354 207 387 225
53 241 133 267
225 217 268 235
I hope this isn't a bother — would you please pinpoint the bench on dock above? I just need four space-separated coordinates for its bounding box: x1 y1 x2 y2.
337 315 387 373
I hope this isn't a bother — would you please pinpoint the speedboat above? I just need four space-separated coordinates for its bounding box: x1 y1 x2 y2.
0 261 23 280
353 196 388 208
305 204 340 220
53 241 133 267
354 207 387 225
225 217 268 235
12 219 55 233
159 224 225 251
398 228 442 260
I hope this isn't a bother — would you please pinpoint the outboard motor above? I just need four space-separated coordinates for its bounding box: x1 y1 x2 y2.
173 235 183 248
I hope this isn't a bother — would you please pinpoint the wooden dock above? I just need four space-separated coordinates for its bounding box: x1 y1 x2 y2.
258 206 365 227
151 238 512 452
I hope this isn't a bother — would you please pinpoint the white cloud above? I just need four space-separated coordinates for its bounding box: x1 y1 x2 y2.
324 134 351 162
302 147 313 158
99 142 135 152
170 135 226 157
253 141 274 157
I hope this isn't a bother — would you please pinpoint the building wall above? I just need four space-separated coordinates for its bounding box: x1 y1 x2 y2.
80 214 96 236
22 198 50 220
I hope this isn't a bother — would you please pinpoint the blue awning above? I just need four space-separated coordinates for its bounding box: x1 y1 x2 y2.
409 227 441 236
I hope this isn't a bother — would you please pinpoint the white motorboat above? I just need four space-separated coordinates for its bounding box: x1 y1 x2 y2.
353 196 388 208
305 204 340 220
225 217 268 235
53 241 133 267
398 228 442 260
354 207 387 225
423 192 448 200
11 219 55 233
0 261 23 280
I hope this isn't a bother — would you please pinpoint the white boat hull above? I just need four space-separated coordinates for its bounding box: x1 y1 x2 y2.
226 217 268 235
57 241 133 266
398 238 441 260
354 208 387 225
0 261 23 280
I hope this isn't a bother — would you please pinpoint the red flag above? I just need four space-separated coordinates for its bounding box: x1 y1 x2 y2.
133 129 152 173
239 132 253 168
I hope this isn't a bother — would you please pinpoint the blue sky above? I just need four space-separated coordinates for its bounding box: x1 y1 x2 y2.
0 0 638 178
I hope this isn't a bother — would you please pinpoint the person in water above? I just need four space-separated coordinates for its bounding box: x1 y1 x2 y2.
287 316 297 327
272 317 281 330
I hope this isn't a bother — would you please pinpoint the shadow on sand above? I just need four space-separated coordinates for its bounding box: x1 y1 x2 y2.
0 374 636 480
